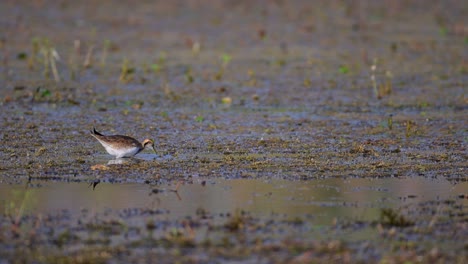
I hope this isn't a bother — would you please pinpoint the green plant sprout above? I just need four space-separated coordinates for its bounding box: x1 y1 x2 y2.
100 40 111 68
39 39 51 79
68 40 80 81
17 52 27 60
150 52 167 75
39 38 60 82
371 59 378 97
195 115 204 122
371 59 393 99
83 45 94 68
151 63 161 73
119 58 135 83
339 65 349 74
50 48 60 82
215 53 232 80
27 37 41 70
405 120 413 138
185 66 194 83
387 114 393 130
221 53 232 68
247 69 257 86
158 51 167 65
379 208 413 227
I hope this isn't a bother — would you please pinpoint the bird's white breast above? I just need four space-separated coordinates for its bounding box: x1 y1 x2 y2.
104 145 140 158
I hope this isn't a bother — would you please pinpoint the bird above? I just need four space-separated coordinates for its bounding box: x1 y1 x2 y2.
90 127 156 158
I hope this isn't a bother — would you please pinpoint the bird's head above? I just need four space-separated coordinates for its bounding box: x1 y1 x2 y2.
142 139 157 154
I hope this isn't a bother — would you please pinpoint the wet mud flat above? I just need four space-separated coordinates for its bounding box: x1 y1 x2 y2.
0 0 467 263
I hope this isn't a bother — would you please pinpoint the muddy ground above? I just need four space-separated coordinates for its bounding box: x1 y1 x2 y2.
0 0 467 263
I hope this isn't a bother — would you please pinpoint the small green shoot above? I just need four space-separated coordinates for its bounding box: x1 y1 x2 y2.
37 38 61 82
160 81 180 102
371 60 378 97
247 69 255 78
213 53 232 80
438 26 448 36
119 58 135 83
151 63 161 73
40 88 51 97
221 53 232 68
100 39 111 68
158 51 167 65
379 70 393 97
160 111 168 118
83 45 94 68
34 38 61 81
17 52 27 60
27 37 41 70
276 59 286 67
195 115 204 122
185 66 194 83
39 38 51 78
151 52 166 75
69 40 80 81
247 69 257 85
379 208 413 227
371 59 393 99
49 48 61 82
339 65 349 74
214 70 223 80
387 114 393 130
405 121 412 138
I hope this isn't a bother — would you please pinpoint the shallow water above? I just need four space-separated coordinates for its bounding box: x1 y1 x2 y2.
1 177 465 225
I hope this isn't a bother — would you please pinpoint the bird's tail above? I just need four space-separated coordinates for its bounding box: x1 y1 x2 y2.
90 127 104 136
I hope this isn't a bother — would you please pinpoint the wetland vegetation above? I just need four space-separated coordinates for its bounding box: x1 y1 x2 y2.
0 0 466 263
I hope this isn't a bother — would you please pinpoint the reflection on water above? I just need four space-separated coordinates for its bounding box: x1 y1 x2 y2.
92 153 172 165
0 177 465 225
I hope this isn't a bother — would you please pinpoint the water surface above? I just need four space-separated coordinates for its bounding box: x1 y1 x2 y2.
1 177 464 225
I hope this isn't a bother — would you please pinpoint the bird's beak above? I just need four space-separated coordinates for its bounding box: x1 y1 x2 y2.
152 146 157 155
